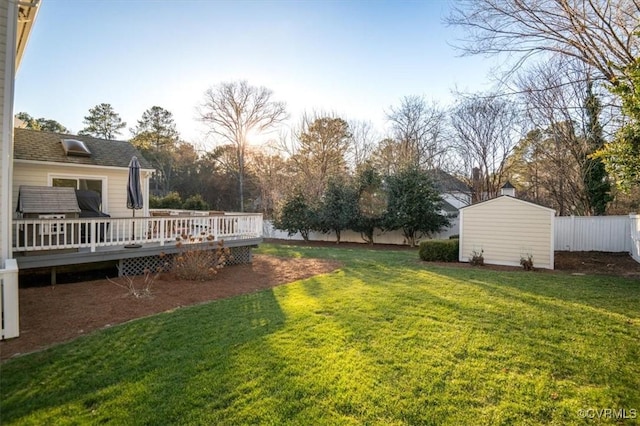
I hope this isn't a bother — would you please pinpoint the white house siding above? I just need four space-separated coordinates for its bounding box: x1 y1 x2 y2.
0 0 11 263
13 162 150 218
460 196 555 269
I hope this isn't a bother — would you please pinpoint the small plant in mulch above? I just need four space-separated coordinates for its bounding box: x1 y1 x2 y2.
108 252 168 298
173 235 232 281
520 254 534 271
470 249 484 266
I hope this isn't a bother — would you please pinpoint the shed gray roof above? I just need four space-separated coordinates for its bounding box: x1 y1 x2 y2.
13 128 154 169
17 186 81 214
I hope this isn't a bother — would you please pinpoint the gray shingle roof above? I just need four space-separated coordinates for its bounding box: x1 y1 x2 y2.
428 169 471 194
13 128 154 169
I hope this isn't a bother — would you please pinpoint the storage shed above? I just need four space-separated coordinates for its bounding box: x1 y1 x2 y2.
459 195 556 270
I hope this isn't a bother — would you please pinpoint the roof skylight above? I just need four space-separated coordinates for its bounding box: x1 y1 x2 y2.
61 139 91 157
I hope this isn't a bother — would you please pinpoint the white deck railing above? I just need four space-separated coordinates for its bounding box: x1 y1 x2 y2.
12 213 263 253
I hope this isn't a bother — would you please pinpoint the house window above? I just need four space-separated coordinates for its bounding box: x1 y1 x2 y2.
51 176 106 212
52 178 103 197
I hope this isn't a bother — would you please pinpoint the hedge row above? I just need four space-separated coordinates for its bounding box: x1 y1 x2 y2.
418 239 459 262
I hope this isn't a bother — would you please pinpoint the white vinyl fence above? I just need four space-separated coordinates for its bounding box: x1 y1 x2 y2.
263 217 460 245
554 215 632 252
1 259 19 339
631 214 640 262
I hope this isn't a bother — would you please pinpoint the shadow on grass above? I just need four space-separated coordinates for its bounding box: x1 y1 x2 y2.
1 289 286 424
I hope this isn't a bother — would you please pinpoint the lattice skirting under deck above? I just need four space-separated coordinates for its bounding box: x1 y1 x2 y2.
119 246 254 277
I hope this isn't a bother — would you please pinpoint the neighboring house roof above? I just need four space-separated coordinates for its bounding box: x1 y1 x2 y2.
13 128 154 169
16 185 80 214
460 194 556 213
429 169 471 194
441 199 458 214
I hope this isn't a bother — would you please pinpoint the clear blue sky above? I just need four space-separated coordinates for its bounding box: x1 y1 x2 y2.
15 0 497 145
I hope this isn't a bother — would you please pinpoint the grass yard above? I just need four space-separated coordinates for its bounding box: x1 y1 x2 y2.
1 244 639 425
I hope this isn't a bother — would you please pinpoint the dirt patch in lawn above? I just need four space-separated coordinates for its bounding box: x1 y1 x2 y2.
425 250 640 278
0 254 340 361
553 251 640 278
268 239 640 278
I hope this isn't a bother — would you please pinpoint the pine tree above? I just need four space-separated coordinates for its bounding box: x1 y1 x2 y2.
79 103 126 139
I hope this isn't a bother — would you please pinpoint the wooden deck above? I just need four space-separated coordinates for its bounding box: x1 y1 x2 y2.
11 212 263 284
14 237 263 270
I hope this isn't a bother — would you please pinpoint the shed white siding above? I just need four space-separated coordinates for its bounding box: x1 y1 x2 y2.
13 161 150 218
459 196 555 270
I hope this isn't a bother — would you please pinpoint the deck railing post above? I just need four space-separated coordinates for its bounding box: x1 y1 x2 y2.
90 219 97 252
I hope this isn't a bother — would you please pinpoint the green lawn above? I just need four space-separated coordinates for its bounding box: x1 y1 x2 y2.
1 244 639 425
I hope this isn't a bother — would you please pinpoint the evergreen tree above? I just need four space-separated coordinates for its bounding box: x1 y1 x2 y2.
583 82 612 215
16 112 68 133
384 167 450 247
273 192 317 241
79 103 126 139
351 165 387 244
316 178 358 244
130 106 180 195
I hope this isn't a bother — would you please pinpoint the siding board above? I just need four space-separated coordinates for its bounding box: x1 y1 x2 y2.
13 163 136 218
460 196 555 269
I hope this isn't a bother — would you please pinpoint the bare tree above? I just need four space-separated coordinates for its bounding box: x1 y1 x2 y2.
347 119 378 171
247 146 291 218
386 96 448 170
279 111 352 200
199 81 288 211
448 0 640 88
511 57 615 214
450 95 521 201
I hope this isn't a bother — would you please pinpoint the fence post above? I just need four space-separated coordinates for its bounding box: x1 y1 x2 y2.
630 213 640 263
570 215 575 252
1 259 20 339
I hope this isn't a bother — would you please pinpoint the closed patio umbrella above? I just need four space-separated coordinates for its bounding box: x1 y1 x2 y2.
126 156 143 247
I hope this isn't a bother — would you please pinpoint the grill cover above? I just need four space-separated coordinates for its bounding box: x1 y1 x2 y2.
16 186 80 214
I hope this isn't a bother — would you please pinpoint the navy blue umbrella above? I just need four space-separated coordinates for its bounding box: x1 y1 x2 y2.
126 156 143 247
127 156 144 211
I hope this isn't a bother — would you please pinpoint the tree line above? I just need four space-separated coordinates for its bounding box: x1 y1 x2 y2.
15 0 640 219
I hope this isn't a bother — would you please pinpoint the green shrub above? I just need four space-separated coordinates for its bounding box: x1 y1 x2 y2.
159 192 182 209
149 195 162 208
419 239 459 262
182 194 209 211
